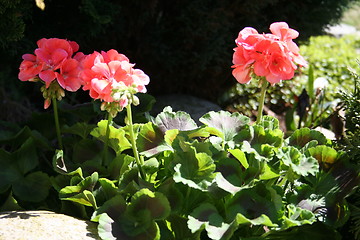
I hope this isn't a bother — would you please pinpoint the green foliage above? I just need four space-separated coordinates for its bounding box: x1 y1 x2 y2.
336 65 360 239
1 95 359 239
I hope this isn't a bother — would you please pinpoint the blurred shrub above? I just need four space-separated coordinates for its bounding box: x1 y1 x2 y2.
0 0 359 107
296 35 360 100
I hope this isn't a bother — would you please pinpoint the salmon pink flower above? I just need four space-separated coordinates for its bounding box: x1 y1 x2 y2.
80 49 149 115
18 38 83 109
232 22 306 85
18 54 44 81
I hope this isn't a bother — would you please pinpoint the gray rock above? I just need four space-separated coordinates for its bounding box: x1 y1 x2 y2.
0 211 100 240
151 94 222 123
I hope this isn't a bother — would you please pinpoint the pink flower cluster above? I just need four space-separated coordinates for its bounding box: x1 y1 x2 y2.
232 22 307 85
18 38 149 110
81 49 149 106
19 38 83 92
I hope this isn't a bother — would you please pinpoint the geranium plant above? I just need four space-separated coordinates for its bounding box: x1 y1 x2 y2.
1 22 359 240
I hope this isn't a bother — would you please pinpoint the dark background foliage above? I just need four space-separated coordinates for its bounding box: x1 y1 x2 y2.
0 0 357 107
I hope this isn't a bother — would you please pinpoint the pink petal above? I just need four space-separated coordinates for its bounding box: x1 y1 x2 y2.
39 70 56 87
232 67 251 84
92 62 111 79
51 48 69 68
22 54 37 61
270 22 299 41
103 49 129 62
69 40 79 53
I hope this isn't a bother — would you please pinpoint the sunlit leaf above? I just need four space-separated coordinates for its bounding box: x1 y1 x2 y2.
257 115 280 130
188 203 230 240
228 149 249 169
215 154 244 190
59 172 99 206
62 190 97 208
278 146 319 177
288 128 327 149
172 145 216 191
251 125 283 150
91 120 131 153
200 111 250 141
0 192 22 211
281 204 316 229
154 106 197 132
306 145 338 170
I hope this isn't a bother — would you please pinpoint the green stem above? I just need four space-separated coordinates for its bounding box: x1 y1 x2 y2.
256 78 269 124
103 113 113 165
126 104 145 179
52 97 63 150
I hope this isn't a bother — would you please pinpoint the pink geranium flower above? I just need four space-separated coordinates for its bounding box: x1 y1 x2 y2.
18 38 83 108
80 49 149 110
19 38 82 89
232 22 306 85
18 54 44 81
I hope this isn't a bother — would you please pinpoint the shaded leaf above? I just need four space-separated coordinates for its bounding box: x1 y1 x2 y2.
225 183 282 223
137 122 172 157
0 192 22 211
92 195 126 223
13 137 38 175
126 188 171 221
0 149 20 193
63 122 96 139
12 171 51 202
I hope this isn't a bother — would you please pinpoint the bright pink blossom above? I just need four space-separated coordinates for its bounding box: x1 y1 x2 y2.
232 22 307 85
18 54 44 81
19 38 82 90
80 49 149 109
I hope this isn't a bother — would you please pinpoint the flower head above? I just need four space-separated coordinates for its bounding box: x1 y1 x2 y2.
80 49 149 116
18 38 83 108
232 22 307 85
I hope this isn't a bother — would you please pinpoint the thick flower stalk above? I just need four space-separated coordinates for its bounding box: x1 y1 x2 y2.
18 38 83 149
231 22 307 123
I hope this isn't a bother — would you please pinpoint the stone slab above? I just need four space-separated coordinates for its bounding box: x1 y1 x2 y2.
0 211 100 240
